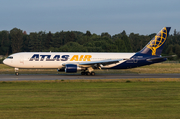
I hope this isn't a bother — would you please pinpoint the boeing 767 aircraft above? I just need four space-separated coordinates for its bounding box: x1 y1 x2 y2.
3 27 173 76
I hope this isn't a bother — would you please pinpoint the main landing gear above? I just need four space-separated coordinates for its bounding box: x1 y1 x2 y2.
81 67 95 76
81 71 95 76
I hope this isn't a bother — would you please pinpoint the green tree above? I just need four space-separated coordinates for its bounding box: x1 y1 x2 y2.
28 32 45 52
101 32 111 39
22 33 30 52
38 31 46 51
59 42 87 52
166 44 174 55
0 31 10 55
85 31 91 36
52 32 63 48
121 31 132 52
45 31 53 49
10 28 23 53
28 32 38 52
115 39 127 52
174 44 180 58
65 31 76 44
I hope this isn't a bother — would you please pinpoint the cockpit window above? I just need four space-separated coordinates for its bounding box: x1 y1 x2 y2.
7 56 13 59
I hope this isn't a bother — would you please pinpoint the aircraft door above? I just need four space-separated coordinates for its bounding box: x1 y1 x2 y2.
20 55 24 64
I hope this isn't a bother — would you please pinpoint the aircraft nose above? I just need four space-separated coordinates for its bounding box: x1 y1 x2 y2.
3 59 7 65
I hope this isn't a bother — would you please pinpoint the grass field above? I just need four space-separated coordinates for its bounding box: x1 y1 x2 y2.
0 80 180 119
1 63 180 74
1 63 180 118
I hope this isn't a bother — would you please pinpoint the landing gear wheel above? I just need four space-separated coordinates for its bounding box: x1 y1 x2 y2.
86 72 91 76
15 72 19 76
81 72 86 75
91 72 95 76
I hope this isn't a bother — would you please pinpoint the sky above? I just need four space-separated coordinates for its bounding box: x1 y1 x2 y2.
0 0 180 35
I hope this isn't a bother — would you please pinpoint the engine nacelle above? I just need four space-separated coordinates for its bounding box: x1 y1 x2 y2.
65 64 77 73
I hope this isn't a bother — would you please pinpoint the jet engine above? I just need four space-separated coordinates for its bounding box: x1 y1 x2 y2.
65 64 77 73
57 64 84 73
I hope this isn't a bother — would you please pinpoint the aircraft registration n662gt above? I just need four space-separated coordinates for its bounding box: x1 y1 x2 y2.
3 27 173 76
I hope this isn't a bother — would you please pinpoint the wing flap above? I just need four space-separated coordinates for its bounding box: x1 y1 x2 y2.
79 59 127 66
62 58 129 68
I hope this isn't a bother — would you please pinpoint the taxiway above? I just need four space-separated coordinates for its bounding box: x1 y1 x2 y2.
0 74 180 81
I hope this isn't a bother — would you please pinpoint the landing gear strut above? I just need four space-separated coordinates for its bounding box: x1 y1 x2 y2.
15 68 19 76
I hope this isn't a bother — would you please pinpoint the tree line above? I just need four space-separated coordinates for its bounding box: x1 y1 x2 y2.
0 28 180 60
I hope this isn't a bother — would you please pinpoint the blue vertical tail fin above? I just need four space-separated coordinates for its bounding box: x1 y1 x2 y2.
139 27 171 56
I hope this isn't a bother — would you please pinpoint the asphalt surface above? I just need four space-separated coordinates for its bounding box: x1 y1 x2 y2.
0 74 180 81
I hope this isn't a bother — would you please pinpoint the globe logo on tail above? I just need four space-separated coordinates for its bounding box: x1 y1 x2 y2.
146 27 167 55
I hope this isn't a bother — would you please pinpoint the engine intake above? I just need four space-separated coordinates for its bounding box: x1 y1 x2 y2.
65 64 77 73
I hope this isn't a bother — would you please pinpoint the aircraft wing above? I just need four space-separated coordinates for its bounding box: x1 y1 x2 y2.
78 58 128 68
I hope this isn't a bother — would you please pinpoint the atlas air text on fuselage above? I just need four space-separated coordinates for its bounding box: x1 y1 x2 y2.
29 54 92 61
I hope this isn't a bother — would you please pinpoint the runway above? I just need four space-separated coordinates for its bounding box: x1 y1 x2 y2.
0 74 180 81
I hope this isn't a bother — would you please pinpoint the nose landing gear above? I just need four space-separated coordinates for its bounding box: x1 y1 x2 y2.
15 72 19 76
15 68 19 76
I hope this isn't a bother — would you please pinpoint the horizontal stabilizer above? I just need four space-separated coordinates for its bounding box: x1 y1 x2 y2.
146 55 176 61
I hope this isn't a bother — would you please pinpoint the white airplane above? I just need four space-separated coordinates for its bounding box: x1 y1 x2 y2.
3 27 173 76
